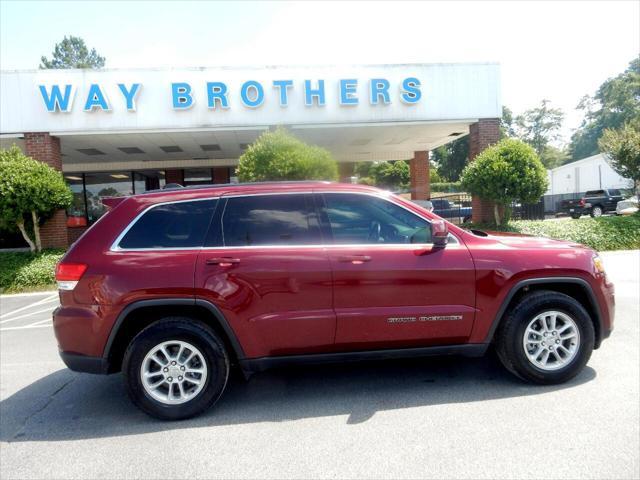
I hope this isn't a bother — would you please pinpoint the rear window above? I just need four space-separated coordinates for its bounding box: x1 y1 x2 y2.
117 199 217 249
608 189 621 196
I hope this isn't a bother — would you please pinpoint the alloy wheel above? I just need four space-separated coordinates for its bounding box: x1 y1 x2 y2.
522 311 580 371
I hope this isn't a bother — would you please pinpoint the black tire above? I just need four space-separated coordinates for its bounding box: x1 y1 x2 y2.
123 317 229 420
590 205 603 217
495 291 594 385
570 213 581 219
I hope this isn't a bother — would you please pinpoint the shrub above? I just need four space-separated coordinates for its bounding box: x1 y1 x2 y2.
237 128 338 182
0 146 72 252
466 214 640 251
431 182 462 193
0 249 65 293
461 139 548 225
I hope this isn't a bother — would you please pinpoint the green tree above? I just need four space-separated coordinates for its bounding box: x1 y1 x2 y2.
539 145 570 169
237 128 338 182
40 35 105 69
433 137 469 181
370 161 409 190
515 100 564 167
460 139 548 225
598 122 640 194
0 146 72 252
569 57 640 160
500 106 517 138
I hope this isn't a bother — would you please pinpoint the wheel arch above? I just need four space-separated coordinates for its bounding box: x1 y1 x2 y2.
103 298 245 374
484 277 604 349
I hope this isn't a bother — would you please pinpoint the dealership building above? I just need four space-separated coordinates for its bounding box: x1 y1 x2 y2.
0 63 501 248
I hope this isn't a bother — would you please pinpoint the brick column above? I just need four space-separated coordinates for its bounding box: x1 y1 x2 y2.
24 132 69 249
165 169 184 185
212 167 229 184
410 151 430 200
469 119 500 223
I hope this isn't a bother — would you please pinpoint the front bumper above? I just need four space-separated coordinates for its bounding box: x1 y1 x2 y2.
59 351 110 374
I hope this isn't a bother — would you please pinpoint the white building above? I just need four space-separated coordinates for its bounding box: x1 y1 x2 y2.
546 154 633 196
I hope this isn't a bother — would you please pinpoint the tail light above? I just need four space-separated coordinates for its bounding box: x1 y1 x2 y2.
579 198 586 207
55 263 87 291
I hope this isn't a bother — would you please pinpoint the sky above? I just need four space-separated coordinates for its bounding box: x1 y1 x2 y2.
1 0 638 145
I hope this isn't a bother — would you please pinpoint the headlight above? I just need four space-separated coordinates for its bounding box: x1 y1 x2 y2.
593 254 606 274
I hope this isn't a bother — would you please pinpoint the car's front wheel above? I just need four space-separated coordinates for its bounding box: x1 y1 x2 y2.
123 317 229 420
496 291 594 384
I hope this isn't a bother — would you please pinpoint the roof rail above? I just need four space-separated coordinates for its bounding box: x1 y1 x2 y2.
145 180 334 194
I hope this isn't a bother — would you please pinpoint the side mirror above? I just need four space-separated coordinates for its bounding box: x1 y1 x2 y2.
431 219 448 247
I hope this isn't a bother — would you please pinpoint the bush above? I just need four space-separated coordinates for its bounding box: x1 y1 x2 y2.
461 139 548 225
0 146 72 252
467 214 640 251
237 128 338 182
0 250 64 293
431 182 462 193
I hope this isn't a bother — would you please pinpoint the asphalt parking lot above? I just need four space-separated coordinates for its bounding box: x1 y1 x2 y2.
0 251 638 479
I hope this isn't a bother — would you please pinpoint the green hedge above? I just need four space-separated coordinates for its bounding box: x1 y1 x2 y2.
0 249 65 293
431 182 462 193
467 214 640 251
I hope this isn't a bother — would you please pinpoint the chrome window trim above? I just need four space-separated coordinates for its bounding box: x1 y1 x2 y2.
110 190 459 252
110 197 219 252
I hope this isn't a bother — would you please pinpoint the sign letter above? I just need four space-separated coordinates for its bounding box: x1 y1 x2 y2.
117 83 142 111
172 83 194 109
39 85 75 112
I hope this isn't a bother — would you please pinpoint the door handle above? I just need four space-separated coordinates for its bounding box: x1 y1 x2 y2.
205 257 240 266
337 255 372 264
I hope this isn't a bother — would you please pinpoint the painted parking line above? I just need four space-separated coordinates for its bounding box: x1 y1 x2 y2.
0 306 58 325
0 322 53 332
0 294 58 319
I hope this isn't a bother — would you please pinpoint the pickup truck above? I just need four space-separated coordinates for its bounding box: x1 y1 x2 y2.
429 198 472 224
561 189 625 219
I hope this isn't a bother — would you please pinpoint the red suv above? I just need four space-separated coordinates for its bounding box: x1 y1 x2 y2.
53 182 614 419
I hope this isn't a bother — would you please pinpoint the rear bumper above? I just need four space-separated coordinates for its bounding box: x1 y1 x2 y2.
59 351 110 374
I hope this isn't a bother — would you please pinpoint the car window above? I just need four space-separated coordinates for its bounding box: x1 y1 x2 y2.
222 194 321 246
118 199 217 249
608 189 621 196
321 193 431 244
585 190 604 197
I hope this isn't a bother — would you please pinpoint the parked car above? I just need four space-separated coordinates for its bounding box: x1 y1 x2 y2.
561 189 625 219
54 182 614 420
616 195 639 216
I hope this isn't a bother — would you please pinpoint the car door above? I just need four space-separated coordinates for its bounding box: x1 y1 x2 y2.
317 192 476 351
194 192 335 359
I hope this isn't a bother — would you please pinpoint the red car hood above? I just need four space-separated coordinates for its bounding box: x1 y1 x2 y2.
483 230 588 250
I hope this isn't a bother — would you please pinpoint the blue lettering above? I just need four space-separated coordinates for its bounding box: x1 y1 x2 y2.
401 77 421 104
304 80 326 107
83 84 110 111
117 83 141 111
273 80 293 106
370 78 390 105
172 83 193 109
206 82 229 109
240 80 264 108
39 85 74 112
339 79 358 105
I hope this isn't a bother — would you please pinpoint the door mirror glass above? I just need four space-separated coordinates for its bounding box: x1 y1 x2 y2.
431 219 448 247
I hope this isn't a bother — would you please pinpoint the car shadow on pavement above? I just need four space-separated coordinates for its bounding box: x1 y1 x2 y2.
0 353 596 443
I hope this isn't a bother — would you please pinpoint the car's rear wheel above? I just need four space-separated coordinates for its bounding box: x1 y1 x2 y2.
590 205 603 217
496 291 594 384
123 317 229 420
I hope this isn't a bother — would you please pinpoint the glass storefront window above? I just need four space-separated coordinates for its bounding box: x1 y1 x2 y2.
84 172 133 223
134 171 166 193
64 175 87 227
184 168 212 185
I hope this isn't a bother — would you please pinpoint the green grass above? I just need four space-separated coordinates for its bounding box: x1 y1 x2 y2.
467 214 640 251
0 249 65 294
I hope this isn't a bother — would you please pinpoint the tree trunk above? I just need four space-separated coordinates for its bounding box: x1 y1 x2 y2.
494 203 501 226
16 218 36 252
31 211 42 252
